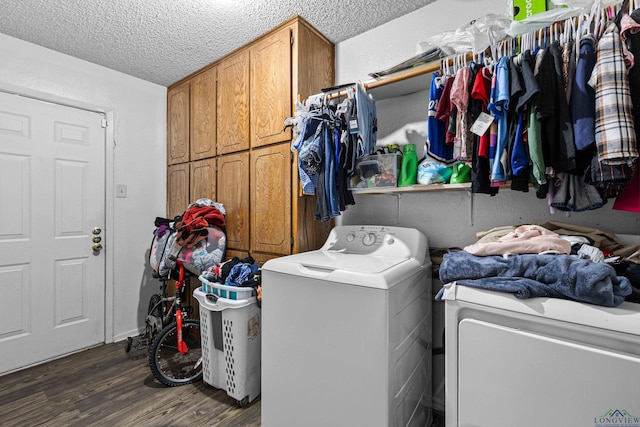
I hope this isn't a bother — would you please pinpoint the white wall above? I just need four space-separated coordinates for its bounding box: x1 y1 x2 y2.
335 0 640 248
0 33 167 342
336 0 510 85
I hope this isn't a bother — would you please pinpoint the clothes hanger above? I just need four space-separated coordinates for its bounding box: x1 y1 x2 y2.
574 14 584 62
566 17 575 43
589 0 601 38
475 51 483 67
537 26 543 50
500 39 508 58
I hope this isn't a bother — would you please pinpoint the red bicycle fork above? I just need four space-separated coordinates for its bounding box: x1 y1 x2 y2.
175 260 189 355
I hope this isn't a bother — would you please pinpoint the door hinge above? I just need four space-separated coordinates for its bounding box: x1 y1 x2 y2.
291 35 294 46
101 118 108 128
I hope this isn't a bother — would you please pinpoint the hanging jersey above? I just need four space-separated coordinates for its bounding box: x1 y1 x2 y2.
427 72 454 163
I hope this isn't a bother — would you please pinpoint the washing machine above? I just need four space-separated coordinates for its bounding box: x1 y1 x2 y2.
261 225 432 427
443 283 640 427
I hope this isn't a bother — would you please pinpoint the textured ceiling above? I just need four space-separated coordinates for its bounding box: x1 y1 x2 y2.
0 0 434 87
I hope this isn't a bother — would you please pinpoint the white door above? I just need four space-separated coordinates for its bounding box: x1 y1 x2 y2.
0 91 105 374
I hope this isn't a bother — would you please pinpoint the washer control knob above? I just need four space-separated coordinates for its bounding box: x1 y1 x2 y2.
346 233 355 242
384 235 395 245
362 232 377 246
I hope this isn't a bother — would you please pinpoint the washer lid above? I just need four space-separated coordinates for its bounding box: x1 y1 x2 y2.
279 249 409 273
262 249 426 290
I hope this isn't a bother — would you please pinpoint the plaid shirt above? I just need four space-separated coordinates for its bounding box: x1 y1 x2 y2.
588 21 638 165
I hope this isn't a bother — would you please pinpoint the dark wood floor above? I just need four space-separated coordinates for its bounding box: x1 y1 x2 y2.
0 342 260 427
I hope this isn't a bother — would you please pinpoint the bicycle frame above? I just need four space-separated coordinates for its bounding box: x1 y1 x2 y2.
174 259 189 355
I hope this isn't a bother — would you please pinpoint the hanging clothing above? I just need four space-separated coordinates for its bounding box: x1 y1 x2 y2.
587 152 634 201
435 74 457 145
354 82 378 156
515 50 540 111
450 66 473 161
427 72 454 162
588 21 638 166
536 41 576 174
471 66 493 159
571 35 597 151
561 39 576 102
487 56 510 183
621 12 640 144
288 95 359 222
550 172 604 212
468 63 498 196
507 55 533 192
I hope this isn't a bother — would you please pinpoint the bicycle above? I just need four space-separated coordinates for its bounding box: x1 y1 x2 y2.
146 258 203 386
124 270 182 354
125 259 203 386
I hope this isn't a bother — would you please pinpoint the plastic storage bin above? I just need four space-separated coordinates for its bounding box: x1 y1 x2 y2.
194 285 261 406
348 152 400 189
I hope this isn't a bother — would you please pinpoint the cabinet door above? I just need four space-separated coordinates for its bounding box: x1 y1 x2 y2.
250 143 291 255
167 81 190 165
250 27 292 148
190 67 217 161
217 152 249 251
217 51 249 155
167 163 189 218
294 21 335 102
190 158 216 203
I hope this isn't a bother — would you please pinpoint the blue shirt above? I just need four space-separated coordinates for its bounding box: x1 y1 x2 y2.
487 56 510 182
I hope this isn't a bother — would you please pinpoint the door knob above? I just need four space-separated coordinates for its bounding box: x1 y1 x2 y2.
92 227 102 235
92 243 103 252
92 236 102 243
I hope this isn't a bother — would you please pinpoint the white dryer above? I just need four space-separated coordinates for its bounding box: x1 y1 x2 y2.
261 225 432 427
443 284 640 427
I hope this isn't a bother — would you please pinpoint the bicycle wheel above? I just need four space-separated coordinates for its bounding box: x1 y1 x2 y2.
144 294 164 341
148 294 162 318
148 318 203 386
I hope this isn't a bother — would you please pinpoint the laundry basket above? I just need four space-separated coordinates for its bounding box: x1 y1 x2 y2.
194 284 261 407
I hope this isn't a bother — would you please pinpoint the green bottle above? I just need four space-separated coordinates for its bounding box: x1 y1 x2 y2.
398 143 418 187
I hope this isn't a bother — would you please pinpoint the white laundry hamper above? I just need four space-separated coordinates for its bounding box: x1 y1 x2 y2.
194 283 261 407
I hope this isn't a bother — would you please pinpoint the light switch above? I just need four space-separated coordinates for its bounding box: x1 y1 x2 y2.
116 184 127 198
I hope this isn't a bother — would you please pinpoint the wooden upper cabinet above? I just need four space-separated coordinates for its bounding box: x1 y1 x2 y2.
250 142 291 255
217 51 250 155
167 17 334 258
250 26 292 148
294 20 335 102
190 158 216 203
190 67 217 161
167 163 189 218
167 82 190 165
217 152 249 251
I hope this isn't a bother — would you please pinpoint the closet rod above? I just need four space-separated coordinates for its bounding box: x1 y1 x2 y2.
324 52 474 100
